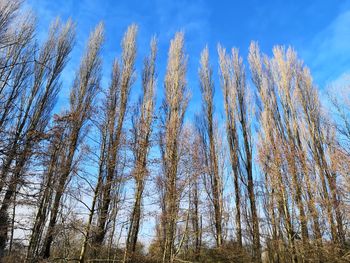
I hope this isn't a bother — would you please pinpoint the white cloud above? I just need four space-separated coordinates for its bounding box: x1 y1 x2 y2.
329 71 350 89
301 9 350 87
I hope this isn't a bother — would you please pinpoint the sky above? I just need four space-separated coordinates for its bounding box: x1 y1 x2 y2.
25 0 350 118
22 0 350 246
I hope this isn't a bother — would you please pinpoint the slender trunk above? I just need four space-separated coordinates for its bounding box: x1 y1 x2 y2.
270 188 281 262
125 180 144 261
40 134 77 259
290 163 309 244
27 139 60 261
238 52 261 261
302 159 323 261
93 160 115 246
107 191 122 260
79 140 105 263
193 177 200 260
40 178 65 259
328 171 345 245
299 138 322 244
8 185 16 255
163 167 178 263
0 175 18 257
211 154 222 247
0 147 28 256
280 186 297 263
315 150 337 242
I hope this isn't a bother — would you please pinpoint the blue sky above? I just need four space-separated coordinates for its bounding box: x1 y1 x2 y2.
23 0 350 245
25 0 350 118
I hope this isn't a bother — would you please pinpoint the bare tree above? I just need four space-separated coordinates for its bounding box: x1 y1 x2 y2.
0 18 75 257
190 132 203 260
0 0 22 49
219 45 261 261
40 22 103 259
124 37 157 262
27 115 70 261
93 24 137 251
218 45 243 248
296 65 345 245
160 32 189 263
0 11 34 140
248 42 296 262
197 46 223 247
0 2 349 261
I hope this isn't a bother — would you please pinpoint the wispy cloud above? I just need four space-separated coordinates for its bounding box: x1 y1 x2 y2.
301 7 350 87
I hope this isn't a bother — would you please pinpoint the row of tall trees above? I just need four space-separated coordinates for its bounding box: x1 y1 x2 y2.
0 1 349 262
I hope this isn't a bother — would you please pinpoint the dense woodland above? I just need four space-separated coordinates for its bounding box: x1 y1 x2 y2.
0 0 349 262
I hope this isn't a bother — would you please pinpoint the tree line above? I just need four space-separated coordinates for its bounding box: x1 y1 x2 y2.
0 0 349 262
